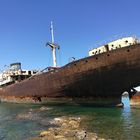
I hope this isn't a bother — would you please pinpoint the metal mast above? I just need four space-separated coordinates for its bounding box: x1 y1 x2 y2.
46 21 59 67
51 21 54 43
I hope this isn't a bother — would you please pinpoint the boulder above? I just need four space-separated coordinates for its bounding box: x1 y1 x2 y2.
75 130 87 140
68 120 80 129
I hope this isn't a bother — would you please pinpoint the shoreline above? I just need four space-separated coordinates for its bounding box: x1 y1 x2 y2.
15 105 107 140
29 115 107 140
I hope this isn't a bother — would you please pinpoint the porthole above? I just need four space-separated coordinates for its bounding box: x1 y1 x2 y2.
125 40 128 43
127 49 130 52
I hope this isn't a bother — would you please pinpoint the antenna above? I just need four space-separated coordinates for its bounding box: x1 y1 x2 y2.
51 21 54 43
46 21 60 67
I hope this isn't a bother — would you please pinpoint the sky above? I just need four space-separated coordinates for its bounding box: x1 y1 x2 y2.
0 0 140 70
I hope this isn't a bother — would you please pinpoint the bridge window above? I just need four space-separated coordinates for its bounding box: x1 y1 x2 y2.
28 71 31 75
105 44 109 51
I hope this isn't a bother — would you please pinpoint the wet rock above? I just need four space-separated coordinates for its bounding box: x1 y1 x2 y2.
50 128 61 136
27 106 52 114
40 130 52 137
69 117 81 122
40 131 55 140
16 112 40 120
17 113 33 119
39 106 52 111
54 135 66 139
84 132 98 140
64 130 77 137
116 103 124 108
29 137 42 140
75 130 87 140
50 116 81 128
61 123 68 128
68 120 80 129
51 117 64 125
29 108 33 112
30 116 106 140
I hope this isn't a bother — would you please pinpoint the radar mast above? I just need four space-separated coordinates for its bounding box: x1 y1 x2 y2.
46 21 59 67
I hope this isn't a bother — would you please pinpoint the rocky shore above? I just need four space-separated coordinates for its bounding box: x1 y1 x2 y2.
16 106 108 140
29 115 107 140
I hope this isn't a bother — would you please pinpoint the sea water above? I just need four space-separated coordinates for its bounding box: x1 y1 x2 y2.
0 99 139 140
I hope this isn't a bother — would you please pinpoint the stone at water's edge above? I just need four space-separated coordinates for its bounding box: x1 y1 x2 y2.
29 116 106 140
130 92 140 106
116 103 124 108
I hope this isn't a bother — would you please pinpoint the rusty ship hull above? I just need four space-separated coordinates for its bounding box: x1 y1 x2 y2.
1 44 140 106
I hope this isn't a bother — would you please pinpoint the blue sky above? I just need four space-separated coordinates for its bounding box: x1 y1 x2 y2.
0 0 140 70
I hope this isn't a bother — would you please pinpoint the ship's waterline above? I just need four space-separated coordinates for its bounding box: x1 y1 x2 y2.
0 95 123 107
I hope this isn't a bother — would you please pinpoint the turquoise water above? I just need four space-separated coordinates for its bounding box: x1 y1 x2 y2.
0 99 140 140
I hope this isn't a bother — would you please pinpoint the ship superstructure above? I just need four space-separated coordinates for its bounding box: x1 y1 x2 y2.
0 63 37 87
89 37 139 56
